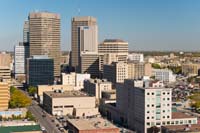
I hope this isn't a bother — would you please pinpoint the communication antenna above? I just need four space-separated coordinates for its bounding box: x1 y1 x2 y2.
78 8 81 15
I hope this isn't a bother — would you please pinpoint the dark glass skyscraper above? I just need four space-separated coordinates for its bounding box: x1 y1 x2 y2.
27 55 54 86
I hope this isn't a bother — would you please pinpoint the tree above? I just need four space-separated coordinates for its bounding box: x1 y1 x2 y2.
28 86 37 96
9 86 31 108
26 111 36 121
152 63 161 69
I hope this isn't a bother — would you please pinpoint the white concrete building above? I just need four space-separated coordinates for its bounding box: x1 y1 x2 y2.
127 53 144 62
61 73 90 90
84 79 112 103
14 42 29 79
152 69 176 83
43 90 99 117
116 79 197 133
103 62 128 84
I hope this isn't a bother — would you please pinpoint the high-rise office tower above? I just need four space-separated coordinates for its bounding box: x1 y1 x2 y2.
98 39 128 76
71 16 97 70
29 12 61 77
23 20 29 43
14 42 29 79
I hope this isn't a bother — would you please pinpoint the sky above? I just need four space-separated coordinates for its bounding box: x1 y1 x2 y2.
0 0 200 51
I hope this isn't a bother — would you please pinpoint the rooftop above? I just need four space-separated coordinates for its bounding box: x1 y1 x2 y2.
0 125 41 133
162 124 200 132
45 90 90 98
103 39 126 43
172 112 196 119
67 118 118 131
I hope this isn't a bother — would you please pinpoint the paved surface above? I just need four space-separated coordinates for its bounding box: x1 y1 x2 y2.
29 101 60 133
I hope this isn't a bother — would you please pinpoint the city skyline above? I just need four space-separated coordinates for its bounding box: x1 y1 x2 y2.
1 0 200 51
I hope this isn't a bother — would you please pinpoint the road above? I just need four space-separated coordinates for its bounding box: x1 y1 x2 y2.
16 86 61 133
29 101 60 133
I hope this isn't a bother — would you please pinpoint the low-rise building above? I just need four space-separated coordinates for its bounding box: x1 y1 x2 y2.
83 79 112 104
103 62 128 84
61 73 91 90
152 69 176 83
43 90 99 117
67 117 119 133
127 53 144 62
37 84 74 104
161 124 200 133
182 63 200 76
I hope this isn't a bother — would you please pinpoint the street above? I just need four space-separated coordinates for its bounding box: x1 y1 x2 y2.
29 101 61 133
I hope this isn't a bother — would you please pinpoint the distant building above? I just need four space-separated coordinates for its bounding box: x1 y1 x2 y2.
23 20 29 43
67 118 119 133
98 39 128 62
98 39 128 76
0 66 11 83
84 79 112 104
152 69 176 83
80 52 99 78
0 82 9 111
128 62 145 79
43 90 99 117
29 12 61 77
14 42 29 79
182 63 200 76
103 62 128 84
128 53 144 62
61 73 90 90
27 55 54 86
0 52 11 68
71 16 97 70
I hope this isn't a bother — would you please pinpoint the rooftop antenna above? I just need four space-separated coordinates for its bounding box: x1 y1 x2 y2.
78 8 81 16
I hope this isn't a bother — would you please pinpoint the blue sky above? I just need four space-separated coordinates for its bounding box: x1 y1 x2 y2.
0 0 200 51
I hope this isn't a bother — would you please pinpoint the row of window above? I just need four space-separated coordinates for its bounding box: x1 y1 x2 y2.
146 119 196 126
147 104 170 107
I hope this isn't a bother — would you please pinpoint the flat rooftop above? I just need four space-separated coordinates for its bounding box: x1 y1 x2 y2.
162 124 200 132
172 112 196 119
67 118 118 131
45 90 90 98
0 125 41 133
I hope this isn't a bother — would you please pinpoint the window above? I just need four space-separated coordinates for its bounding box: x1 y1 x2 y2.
147 93 150 95
163 110 165 113
152 104 154 107
163 116 165 118
167 116 170 118
147 117 149 119
163 92 165 95
152 93 154 95
147 122 150 126
147 111 150 113
147 104 150 107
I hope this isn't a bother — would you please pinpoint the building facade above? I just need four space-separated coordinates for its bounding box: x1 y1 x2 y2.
71 16 97 70
14 42 29 79
27 55 54 86
61 72 91 90
43 90 99 117
0 82 9 111
80 52 99 78
29 12 61 77
103 62 128 84
84 79 112 104
152 69 176 83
